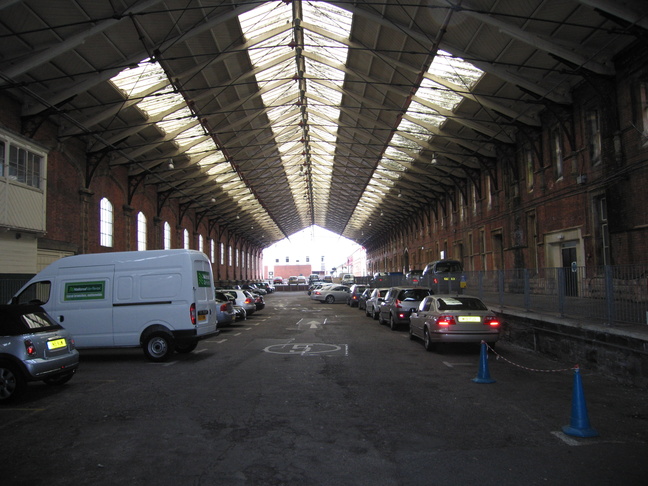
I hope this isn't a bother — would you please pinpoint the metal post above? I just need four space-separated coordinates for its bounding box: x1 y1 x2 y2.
605 265 615 325
498 270 504 310
557 267 565 317
524 268 530 311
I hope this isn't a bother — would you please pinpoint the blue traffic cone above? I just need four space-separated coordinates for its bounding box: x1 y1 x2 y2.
562 365 599 438
473 341 495 384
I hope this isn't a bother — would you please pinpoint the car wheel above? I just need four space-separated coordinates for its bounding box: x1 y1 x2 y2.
390 314 398 331
175 341 198 353
372 307 379 320
409 325 416 340
43 369 76 386
325 295 335 304
142 332 175 362
0 362 25 402
423 329 436 352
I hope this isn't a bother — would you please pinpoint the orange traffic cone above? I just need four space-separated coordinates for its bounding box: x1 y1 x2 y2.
562 365 599 438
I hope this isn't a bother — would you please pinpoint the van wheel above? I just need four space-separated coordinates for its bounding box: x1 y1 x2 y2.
143 332 175 362
0 362 25 402
176 341 198 353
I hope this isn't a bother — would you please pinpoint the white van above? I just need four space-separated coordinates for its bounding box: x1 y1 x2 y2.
11 249 218 362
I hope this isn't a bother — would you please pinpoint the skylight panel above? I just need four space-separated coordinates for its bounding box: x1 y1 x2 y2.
398 118 432 142
248 34 293 71
303 30 348 65
418 77 463 111
407 100 447 127
303 2 352 38
111 60 167 96
305 58 343 86
239 2 290 40
390 132 423 152
156 106 195 135
431 51 483 88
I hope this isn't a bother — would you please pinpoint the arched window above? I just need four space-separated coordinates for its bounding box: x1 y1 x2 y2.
137 212 147 251
99 198 113 247
163 222 171 250
210 239 215 262
183 229 190 249
198 234 204 253
220 242 224 265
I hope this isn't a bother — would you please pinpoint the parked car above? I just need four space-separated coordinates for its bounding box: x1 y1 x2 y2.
322 275 332 283
288 276 299 285
347 284 368 307
273 276 284 284
378 287 433 330
365 287 389 319
357 288 372 311
309 282 333 298
371 272 389 286
221 289 256 316
406 270 423 285
297 276 307 284
242 283 266 295
0 304 79 402
258 282 275 293
421 259 465 293
214 291 236 327
311 285 350 304
409 295 500 351
308 274 321 284
341 273 355 285
251 293 265 311
232 305 247 321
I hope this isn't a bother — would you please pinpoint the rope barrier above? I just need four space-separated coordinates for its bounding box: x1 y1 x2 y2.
483 341 575 373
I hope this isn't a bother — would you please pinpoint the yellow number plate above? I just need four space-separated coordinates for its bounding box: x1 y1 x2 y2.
47 338 67 350
458 316 481 323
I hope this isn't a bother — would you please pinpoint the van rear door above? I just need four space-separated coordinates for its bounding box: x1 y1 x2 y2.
193 257 217 335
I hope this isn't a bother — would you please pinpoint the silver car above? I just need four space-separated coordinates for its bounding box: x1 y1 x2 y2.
378 287 433 330
220 289 256 316
215 291 236 327
0 304 79 401
409 295 501 351
311 285 350 304
364 288 389 319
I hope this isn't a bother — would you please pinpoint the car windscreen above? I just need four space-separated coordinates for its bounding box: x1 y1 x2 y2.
437 297 488 311
435 262 462 273
400 289 432 301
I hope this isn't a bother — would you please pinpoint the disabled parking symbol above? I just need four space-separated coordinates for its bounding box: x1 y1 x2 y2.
263 343 347 356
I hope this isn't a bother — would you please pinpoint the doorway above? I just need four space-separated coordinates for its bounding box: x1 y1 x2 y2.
561 246 578 296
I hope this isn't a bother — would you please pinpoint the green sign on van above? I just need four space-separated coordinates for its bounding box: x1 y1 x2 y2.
196 271 211 288
64 281 105 301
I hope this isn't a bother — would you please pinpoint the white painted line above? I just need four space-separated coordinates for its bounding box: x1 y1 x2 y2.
443 361 473 368
551 431 585 446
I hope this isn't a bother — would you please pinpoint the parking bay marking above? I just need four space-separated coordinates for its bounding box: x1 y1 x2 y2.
443 361 474 368
289 318 326 330
263 343 348 356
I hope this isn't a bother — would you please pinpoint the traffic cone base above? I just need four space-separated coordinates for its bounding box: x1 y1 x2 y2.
563 366 599 438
